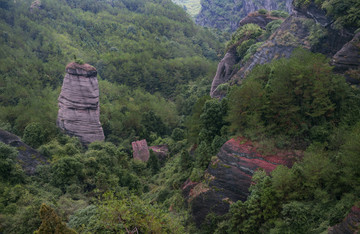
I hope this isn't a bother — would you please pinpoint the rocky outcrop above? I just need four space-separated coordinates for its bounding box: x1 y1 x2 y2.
0 129 47 175
183 137 298 226
210 46 238 98
196 0 292 32
331 32 360 84
328 206 360 234
211 2 355 93
239 11 282 29
132 139 150 162
57 62 105 145
210 12 284 98
30 0 42 13
149 144 169 162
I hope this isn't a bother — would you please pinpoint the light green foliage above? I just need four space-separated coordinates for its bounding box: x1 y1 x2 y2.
94 191 184 233
226 24 264 51
258 9 268 15
270 10 289 18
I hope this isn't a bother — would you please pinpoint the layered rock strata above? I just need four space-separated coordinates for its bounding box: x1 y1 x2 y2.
0 129 47 175
57 62 104 145
183 137 298 226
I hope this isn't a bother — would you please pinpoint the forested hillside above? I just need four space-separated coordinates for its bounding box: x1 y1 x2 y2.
172 0 201 18
1 0 360 233
196 0 292 31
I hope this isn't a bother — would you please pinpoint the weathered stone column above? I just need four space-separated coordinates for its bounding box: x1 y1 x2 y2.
57 62 105 145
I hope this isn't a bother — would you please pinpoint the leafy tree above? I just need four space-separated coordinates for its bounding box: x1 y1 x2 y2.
179 149 192 171
199 99 228 144
147 150 160 175
22 122 48 148
0 142 24 183
94 191 185 233
51 156 84 191
34 203 76 234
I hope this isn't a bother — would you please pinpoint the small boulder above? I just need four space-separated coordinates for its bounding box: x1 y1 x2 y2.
132 139 150 162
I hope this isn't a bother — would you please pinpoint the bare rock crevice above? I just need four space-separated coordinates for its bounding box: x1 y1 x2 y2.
57 62 105 145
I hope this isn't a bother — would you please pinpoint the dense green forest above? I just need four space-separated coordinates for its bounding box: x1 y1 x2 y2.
1 0 360 233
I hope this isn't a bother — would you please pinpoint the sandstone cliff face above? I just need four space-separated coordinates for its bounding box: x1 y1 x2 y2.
57 62 105 145
183 137 297 226
0 129 47 175
196 0 292 32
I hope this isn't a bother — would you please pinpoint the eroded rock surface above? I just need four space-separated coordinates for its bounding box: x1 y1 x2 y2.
239 12 282 29
328 206 360 234
0 129 47 175
132 139 150 162
332 32 360 84
183 137 298 226
57 62 104 145
210 46 238 98
211 3 355 94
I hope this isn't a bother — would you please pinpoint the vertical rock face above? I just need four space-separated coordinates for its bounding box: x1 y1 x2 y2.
210 47 238 98
57 62 105 145
132 139 150 162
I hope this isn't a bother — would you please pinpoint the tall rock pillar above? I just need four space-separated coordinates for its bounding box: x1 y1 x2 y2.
57 62 105 145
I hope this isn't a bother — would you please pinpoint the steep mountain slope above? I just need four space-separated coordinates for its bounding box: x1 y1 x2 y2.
196 0 292 31
210 2 357 98
0 0 222 138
